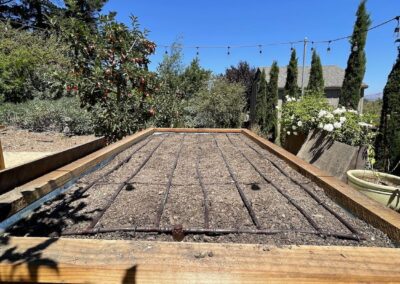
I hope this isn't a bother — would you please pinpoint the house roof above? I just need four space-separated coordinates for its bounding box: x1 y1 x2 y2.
258 65 368 89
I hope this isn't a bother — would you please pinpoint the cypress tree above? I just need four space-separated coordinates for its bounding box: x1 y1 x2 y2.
256 69 267 128
265 61 279 139
284 49 299 98
340 0 371 109
375 49 400 174
307 50 324 93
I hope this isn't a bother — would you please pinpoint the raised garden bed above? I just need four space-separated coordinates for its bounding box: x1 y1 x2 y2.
5 131 395 247
1 128 399 283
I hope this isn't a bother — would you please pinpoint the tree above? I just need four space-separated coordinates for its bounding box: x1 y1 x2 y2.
256 69 267 129
265 61 279 139
340 0 371 109
375 49 400 175
64 0 107 27
307 50 324 93
180 57 211 98
284 49 299 99
60 13 157 141
224 61 256 109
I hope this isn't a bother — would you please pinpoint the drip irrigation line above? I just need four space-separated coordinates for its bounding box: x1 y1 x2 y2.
226 134 321 233
155 134 186 227
212 134 262 229
195 135 210 229
62 226 362 241
85 134 169 231
238 135 361 237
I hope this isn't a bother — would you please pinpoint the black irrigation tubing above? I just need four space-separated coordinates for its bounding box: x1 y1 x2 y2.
62 227 363 241
155 134 186 227
226 134 322 233
238 135 361 237
84 134 169 232
195 136 210 229
212 134 262 229
95 181 270 187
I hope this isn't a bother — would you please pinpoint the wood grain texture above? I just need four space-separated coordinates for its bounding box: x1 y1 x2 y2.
155 128 243 133
0 139 5 171
0 237 399 283
241 129 400 243
0 128 155 221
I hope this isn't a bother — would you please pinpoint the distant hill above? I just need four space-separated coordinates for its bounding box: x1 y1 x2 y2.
365 93 382 101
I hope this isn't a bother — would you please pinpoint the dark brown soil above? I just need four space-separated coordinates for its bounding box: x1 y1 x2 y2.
7 133 396 247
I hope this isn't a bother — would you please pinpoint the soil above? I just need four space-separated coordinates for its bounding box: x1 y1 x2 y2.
0 126 96 152
7 132 396 247
362 176 400 188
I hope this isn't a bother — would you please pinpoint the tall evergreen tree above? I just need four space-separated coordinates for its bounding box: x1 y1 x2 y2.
284 49 299 98
375 49 400 174
180 57 211 98
224 61 256 110
265 61 279 139
340 0 371 109
307 50 324 93
64 0 107 27
256 69 267 128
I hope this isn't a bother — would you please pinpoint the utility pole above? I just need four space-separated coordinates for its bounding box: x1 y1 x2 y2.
301 37 308 96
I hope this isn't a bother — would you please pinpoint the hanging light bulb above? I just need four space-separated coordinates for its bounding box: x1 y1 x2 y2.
258 45 262 54
311 41 314 51
227 46 231 56
196 47 199 57
327 41 331 53
164 46 168 55
290 43 294 51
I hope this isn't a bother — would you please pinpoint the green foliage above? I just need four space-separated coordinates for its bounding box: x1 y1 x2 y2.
0 97 93 134
363 98 382 125
58 13 156 141
184 78 246 128
224 61 256 109
256 70 267 128
281 91 375 146
375 51 400 174
340 0 371 109
180 58 211 98
0 22 71 102
265 61 279 139
284 49 299 99
307 50 324 93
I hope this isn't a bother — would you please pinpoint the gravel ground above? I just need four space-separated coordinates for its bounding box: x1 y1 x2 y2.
7 133 396 247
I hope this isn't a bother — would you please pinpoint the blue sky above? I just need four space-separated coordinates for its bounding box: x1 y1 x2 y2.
103 0 400 96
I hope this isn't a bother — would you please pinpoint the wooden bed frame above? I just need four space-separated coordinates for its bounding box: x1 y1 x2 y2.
0 128 399 283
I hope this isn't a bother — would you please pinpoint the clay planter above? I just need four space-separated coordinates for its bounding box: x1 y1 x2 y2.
347 169 400 211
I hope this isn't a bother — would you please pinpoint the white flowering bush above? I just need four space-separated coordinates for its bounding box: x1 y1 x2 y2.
281 92 376 146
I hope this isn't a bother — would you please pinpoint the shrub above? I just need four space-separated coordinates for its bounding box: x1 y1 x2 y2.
184 78 246 128
281 92 375 147
0 22 71 102
0 97 93 135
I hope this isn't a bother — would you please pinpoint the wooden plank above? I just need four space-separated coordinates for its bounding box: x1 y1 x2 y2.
0 128 155 221
0 137 107 194
241 129 400 243
0 237 399 283
155 128 243 133
0 138 4 171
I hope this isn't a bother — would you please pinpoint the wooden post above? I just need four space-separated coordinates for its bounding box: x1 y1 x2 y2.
0 138 5 170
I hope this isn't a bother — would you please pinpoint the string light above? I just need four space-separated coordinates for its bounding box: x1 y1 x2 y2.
311 41 314 51
258 44 263 54
227 46 231 56
395 16 400 38
327 41 331 53
196 46 199 57
290 43 294 51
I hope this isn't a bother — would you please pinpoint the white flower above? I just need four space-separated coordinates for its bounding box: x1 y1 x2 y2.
311 117 315 122
325 112 334 119
333 108 346 115
292 125 297 130
333 122 342 129
323 123 334 132
318 110 327 118
287 131 291 135
358 122 373 128
348 109 358 114
297 121 303 127
293 131 298 135
290 115 295 120
275 106 280 109
339 117 346 123
318 123 323 129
